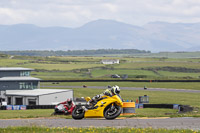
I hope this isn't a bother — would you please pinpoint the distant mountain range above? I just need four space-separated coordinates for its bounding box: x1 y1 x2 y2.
0 19 200 52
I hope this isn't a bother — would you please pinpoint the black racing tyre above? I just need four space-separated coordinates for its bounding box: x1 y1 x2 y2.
104 104 122 120
51 112 56 116
72 107 84 120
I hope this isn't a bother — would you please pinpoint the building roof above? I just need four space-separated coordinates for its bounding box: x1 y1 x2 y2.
102 59 119 61
0 77 41 81
101 59 119 62
0 67 34 71
6 89 73 96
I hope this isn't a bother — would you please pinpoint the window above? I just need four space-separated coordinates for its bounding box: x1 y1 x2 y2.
19 82 33 89
33 84 38 89
20 71 30 77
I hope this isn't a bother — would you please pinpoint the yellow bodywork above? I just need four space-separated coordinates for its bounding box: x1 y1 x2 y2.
84 95 123 118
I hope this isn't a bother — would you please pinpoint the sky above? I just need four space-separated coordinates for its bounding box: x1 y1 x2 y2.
1 0 200 28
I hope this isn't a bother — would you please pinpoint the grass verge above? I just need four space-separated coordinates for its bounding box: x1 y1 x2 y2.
0 127 199 133
0 109 71 119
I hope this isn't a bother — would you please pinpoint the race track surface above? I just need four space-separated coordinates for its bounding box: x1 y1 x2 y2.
0 117 200 130
42 85 200 93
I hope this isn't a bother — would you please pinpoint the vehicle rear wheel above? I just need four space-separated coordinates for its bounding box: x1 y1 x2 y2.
72 107 84 120
104 104 122 120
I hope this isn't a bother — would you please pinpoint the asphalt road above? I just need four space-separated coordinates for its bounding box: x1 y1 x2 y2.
41 85 200 93
0 117 200 130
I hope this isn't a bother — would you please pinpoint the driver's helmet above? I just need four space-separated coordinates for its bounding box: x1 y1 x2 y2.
67 98 72 105
111 85 120 95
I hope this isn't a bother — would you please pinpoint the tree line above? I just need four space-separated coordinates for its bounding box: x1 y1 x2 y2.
0 49 151 56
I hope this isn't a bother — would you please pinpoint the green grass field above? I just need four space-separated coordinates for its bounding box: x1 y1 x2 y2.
91 69 157 78
0 109 57 119
115 62 200 69
1 55 200 80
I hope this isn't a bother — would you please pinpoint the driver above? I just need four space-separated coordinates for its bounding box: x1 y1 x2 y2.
88 85 120 107
60 98 75 114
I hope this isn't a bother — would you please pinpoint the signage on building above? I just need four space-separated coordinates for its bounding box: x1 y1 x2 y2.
6 105 27 110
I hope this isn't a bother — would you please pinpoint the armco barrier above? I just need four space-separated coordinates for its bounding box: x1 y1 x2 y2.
0 105 26 110
136 104 193 113
143 104 174 109
0 105 55 110
1 104 193 113
0 106 6 110
26 105 55 109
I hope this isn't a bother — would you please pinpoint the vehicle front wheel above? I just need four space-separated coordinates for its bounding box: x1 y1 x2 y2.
104 104 122 120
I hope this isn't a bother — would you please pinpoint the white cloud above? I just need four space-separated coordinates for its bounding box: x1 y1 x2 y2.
0 0 200 27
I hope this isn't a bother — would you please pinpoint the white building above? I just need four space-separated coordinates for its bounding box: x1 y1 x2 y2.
0 67 73 105
5 89 73 105
101 59 120 64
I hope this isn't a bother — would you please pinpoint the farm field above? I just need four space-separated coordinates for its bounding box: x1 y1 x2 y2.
1 55 200 80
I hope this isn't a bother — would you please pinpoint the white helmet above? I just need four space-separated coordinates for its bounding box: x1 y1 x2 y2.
111 85 120 95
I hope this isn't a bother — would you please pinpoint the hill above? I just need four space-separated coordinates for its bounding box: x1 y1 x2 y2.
1 19 200 52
